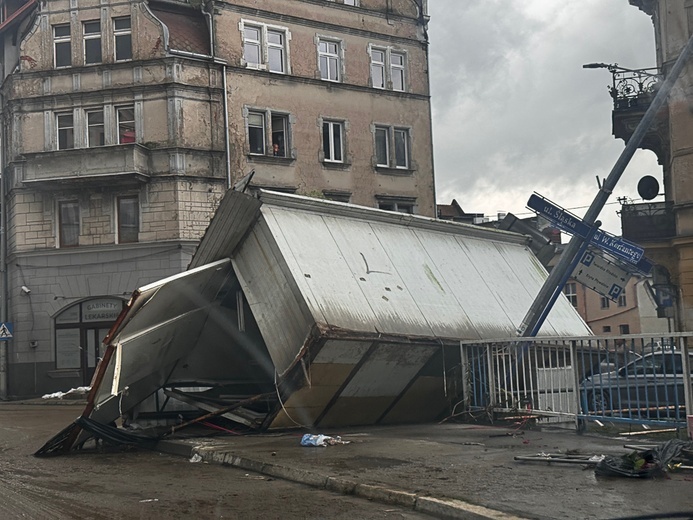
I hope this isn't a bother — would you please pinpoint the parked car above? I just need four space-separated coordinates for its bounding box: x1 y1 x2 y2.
581 350 693 419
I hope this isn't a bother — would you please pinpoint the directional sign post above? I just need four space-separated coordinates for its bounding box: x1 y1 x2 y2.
527 194 649 272
519 31 693 340
572 251 632 302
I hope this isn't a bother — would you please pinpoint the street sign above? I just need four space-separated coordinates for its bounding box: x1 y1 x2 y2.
527 194 649 271
0 322 13 340
572 251 632 301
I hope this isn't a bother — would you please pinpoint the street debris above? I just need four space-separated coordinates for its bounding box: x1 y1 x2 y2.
595 440 693 478
515 453 605 465
300 434 350 447
189 453 203 463
41 387 90 400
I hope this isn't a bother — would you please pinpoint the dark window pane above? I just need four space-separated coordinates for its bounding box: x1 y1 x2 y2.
118 196 139 243
322 122 330 159
375 128 388 166
115 34 132 61
333 124 342 161
59 201 79 247
54 25 70 38
55 41 71 68
272 115 287 157
85 38 101 64
114 18 130 30
394 129 408 168
248 113 265 154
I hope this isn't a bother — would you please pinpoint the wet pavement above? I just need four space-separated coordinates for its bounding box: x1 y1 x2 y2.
157 421 693 520
0 403 432 519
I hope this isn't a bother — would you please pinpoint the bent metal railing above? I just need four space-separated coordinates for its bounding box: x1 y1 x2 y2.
460 333 693 430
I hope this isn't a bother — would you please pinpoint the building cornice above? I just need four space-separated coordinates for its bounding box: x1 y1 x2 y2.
213 1 425 46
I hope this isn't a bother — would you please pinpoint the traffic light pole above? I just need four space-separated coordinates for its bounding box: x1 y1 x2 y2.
518 32 693 339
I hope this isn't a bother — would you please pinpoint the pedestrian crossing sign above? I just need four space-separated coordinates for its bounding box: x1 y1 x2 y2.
0 322 13 340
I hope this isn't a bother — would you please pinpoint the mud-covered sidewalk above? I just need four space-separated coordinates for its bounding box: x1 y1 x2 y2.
158 422 693 520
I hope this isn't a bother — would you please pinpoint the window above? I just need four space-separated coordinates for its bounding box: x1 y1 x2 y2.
248 112 266 154
318 39 341 82
83 21 102 65
53 24 71 68
564 282 578 308
323 191 351 203
57 113 74 150
618 294 627 307
377 199 415 214
247 109 290 157
323 121 343 163
619 324 630 335
114 17 132 61
86 110 105 147
600 296 610 309
375 125 411 169
117 107 135 143
343 0 359 5
242 22 288 73
391 52 406 91
602 326 611 333
370 46 407 91
371 49 385 89
117 195 139 244
59 200 79 248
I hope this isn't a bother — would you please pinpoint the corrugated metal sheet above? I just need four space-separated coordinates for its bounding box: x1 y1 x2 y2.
250 198 590 341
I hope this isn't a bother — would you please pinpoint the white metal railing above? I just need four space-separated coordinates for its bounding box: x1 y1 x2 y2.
460 333 693 429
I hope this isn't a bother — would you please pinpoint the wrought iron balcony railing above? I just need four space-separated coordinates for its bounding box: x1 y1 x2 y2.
619 201 675 242
584 63 662 110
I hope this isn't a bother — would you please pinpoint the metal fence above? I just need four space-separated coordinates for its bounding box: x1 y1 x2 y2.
460 333 693 430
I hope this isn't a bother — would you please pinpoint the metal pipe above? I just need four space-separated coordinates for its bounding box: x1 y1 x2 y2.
519 32 693 339
0 93 7 400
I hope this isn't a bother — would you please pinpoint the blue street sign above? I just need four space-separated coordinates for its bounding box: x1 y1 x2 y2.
527 194 650 273
0 322 13 340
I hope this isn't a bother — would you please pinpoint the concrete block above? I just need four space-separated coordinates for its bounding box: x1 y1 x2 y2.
325 476 357 495
260 463 328 489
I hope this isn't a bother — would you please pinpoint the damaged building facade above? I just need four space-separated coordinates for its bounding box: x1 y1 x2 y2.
0 0 434 398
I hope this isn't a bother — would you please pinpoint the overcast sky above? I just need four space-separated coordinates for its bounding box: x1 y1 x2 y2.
428 0 658 235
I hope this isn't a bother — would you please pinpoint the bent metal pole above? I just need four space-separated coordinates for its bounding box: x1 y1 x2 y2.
519 32 693 339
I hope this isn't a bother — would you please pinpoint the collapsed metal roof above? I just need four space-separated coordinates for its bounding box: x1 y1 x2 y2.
38 190 590 454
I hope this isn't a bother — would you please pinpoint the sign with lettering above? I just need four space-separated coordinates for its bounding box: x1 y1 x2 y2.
83 299 122 323
572 251 632 301
527 194 649 272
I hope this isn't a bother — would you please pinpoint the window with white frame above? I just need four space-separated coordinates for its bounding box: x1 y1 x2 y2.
57 113 74 150
53 24 71 68
86 109 105 147
375 125 411 169
83 20 102 65
322 120 344 163
343 0 359 5
247 109 291 158
117 106 136 143
114 17 132 61
370 45 407 91
564 282 578 308
117 195 139 244
242 22 288 73
318 38 341 82
59 200 80 248
376 197 416 214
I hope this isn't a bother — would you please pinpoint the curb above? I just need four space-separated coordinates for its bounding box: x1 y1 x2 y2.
156 440 527 520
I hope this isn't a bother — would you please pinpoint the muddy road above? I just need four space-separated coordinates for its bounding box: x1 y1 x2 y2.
0 404 430 519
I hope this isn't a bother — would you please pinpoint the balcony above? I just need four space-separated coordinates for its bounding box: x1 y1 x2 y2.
620 201 675 243
607 65 668 164
585 63 668 163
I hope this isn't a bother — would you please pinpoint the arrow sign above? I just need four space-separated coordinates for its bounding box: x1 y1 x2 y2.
572 251 632 302
527 194 649 272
